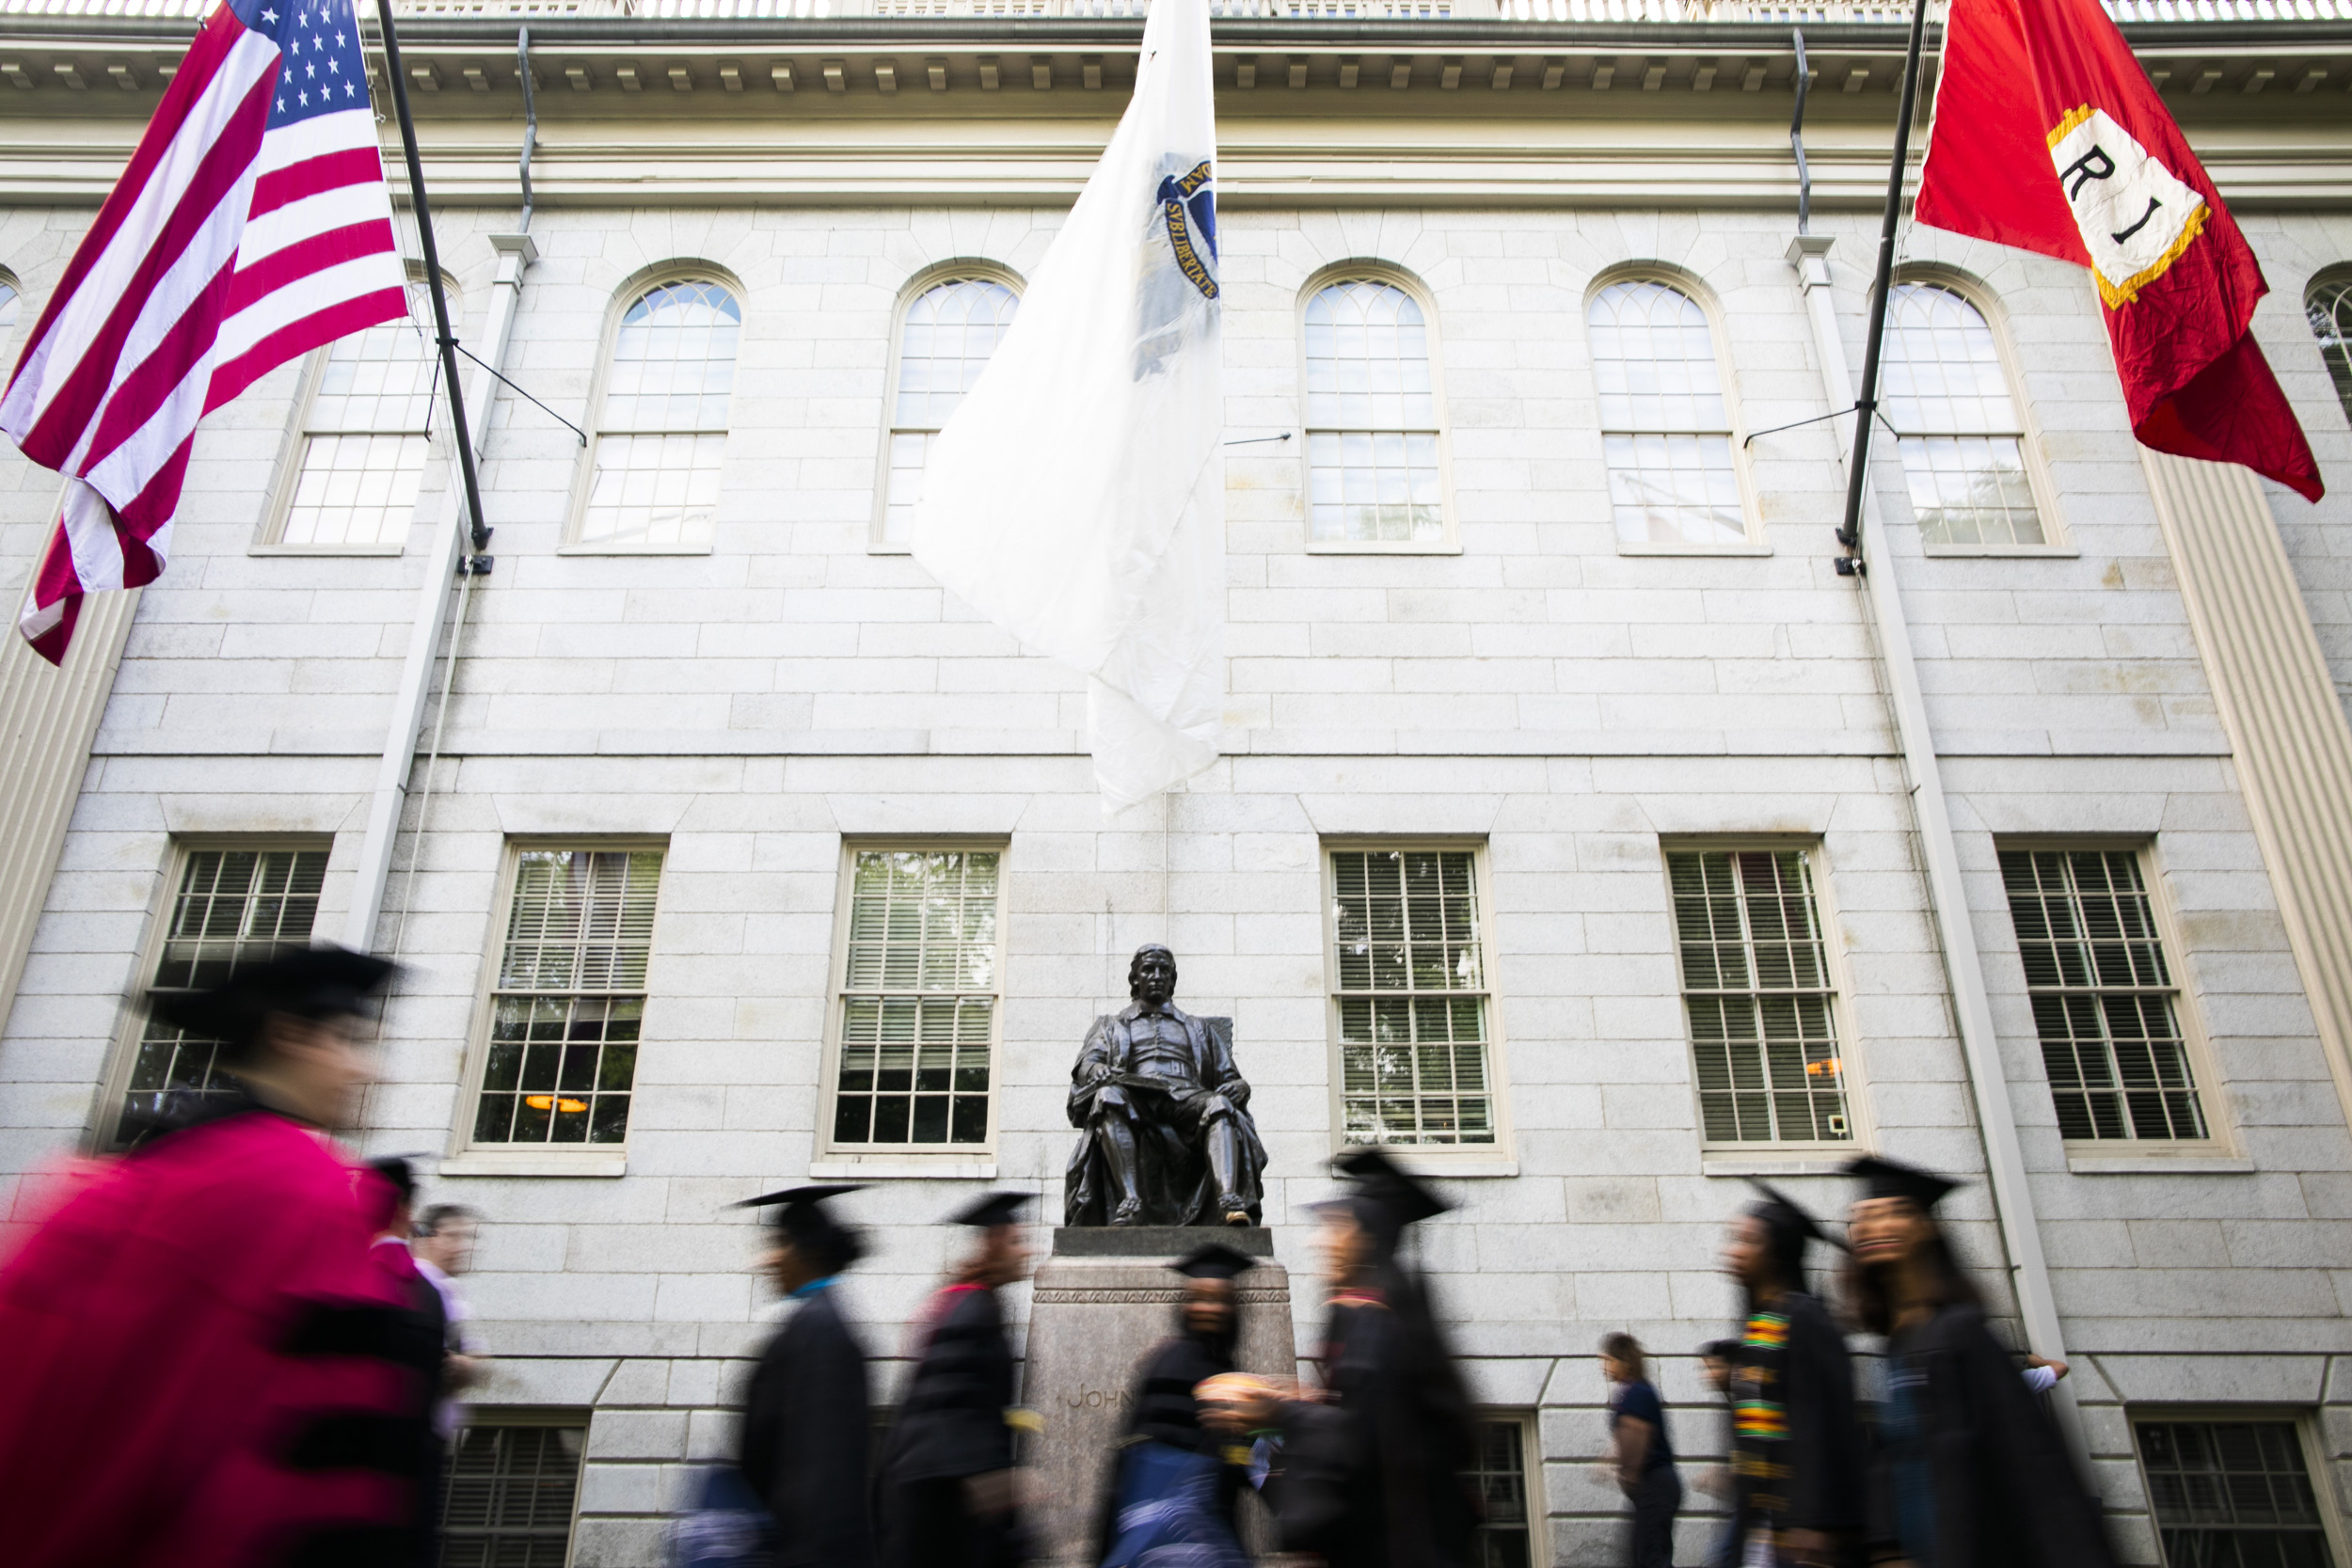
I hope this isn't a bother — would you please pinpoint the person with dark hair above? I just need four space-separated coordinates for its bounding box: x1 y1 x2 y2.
368 1154 453 1567
876 1191 1037 1568
1694 1339 1743 1568
1600 1334 1679 1568
1720 1180 1864 1568
1843 1156 2113 1568
413 1202 489 1434
0 944 440 1568
735 1184 876 1568
1237 1148 1478 1568
1094 1242 1257 1568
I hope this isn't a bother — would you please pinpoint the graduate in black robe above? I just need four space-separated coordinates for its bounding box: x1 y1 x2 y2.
1844 1157 2114 1568
737 1184 876 1568
1252 1148 1478 1568
1093 1243 1255 1568
1720 1180 1866 1568
876 1191 1036 1568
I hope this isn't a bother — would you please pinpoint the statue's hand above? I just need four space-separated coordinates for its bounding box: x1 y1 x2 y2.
1080 1061 1114 1090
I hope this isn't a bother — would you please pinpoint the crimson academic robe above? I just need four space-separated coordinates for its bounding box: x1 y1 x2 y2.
0 1103 437 1568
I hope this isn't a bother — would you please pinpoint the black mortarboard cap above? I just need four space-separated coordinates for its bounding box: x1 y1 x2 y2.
1743 1180 1828 1243
738 1183 865 1239
950 1191 1035 1228
1846 1154 1961 1212
1171 1242 1258 1283
151 943 395 1052
369 1155 421 1205
1333 1147 1451 1226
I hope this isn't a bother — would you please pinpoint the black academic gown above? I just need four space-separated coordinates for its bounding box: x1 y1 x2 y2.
1869 1304 2114 1568
876 1284 1024 1568
1271 1297 1476 1568
1090 1330 1242 1563
740 1284 875 1568
1729 1290 1866 1553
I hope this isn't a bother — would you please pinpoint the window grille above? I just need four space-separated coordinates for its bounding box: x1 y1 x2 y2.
1883 283 2044 546
471 848 663 1147
2000 848 2208 1142
882 277 1019 545
831 848 1002 1147
1329 847 1496 1145
1470 1418 1535 1568
1590 279 1745 546
118 847 328 1143
1668 848 1851 1145
440 1420 585 1568
2136 1419 2336 1568
1303 279 1446 546
0 279 19 331
281 319 436 548
2308 274 2352 429
580 280 739 547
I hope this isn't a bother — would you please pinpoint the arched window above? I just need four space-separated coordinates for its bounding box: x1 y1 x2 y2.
881 276 1019 546
0 276 20 337
580 278 739 549
1589 278 1746 546
1303 278 1445 546
1882 282 2043 547
274 312 439 549
2308 272 2352 426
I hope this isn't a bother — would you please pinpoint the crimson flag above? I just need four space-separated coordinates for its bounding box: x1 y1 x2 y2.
1915 0 2323 500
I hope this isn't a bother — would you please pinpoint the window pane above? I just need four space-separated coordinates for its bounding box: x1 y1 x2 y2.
1883 283 2025 434
1669 848 1851 1146
281 432 426 547
1603 431 1746 546
478 849 660 1147
2306 276 2352 429
602 280 740 431
309 320 437 433
894 277 1019 428
834 849 1002 1148
441 1421 585 1568
2001 849 2206 1142
1590 279 1730 433
120 847 329 1143
1470 1419 1534 1568
581 431 724 547
881 430 933 546
1898 435 2044 547
1307 430 1444 545
2137 1419 2335 1568
1305 279 1438 431
1331 848 1496 1146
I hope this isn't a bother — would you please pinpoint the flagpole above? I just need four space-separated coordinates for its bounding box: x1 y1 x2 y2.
370 0 491 570
1835 0 1934 571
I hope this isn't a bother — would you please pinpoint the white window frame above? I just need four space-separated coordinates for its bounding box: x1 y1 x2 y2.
1296 265 1463 557
445 837 669 1179
2305 265 2352 432
1993 836 2234 1164
1586 266 1765 558
95 834 335 1149
564 266 741 557
1888 268 2071 559
869 261 1025 555
442 1407 589 1568
1660 837 1873 1161
812 837 1009 1177
1319 838 1516 1170
1470 1408 1550 1568
2127 1406 2351 1568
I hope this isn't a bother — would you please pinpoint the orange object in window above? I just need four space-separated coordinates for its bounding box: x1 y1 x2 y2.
1805 1057 1842 1078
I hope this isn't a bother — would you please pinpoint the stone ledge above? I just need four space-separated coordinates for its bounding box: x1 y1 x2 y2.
1051 1224 1273 1257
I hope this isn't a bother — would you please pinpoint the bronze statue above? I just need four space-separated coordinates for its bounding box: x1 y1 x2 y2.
1064 945 1265 1227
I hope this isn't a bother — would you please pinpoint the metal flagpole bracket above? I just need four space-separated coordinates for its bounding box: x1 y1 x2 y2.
372 0 493 574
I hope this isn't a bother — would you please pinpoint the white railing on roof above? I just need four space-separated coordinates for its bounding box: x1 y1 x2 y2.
1498 0 2352 18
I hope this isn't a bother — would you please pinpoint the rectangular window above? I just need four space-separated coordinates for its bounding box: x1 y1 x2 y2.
1470 1417 1537 1568
117 845 329 1144
440 1418 585 1568
1327 847 1498 1146
277 321 435 549
1668 847 1853 1145
470 847 662 1148
829 847 1003 1148
2000 848 2209 1143
2136 1418 2337 1568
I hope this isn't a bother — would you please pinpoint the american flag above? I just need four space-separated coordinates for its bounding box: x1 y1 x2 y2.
0 0 406 664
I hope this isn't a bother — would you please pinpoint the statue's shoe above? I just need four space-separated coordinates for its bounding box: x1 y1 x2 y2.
1219 1196 1250 1227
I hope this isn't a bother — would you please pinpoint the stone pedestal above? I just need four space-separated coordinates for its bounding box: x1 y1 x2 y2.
1022 1227 1295 1566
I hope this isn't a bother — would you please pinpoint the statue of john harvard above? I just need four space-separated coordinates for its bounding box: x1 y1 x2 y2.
1063 945 1266 1227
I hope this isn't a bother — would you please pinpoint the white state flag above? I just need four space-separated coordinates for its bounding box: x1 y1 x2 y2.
909 0 1222 813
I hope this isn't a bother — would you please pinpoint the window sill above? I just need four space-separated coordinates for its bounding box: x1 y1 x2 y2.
1615 543 1772 557
1919 545 2080 559
556 544 715 557
1701 1152 1857 1177
248 544 406 557
808 1156 998 1180
1304 541 1464 556
2062 1150 2253 1175
437 1153 628 1178
868 543 913 556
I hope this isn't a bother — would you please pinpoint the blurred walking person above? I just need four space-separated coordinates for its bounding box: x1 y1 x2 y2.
0 946 440 1568
1720 1182 1864 1568
1600 1334 1679 1568
876 1191 1037 1568
1843 1156 2113 1568
736 1184 876 1568
368 1155 454 1566
1692 1339 1741 1568
413 1203 490 1442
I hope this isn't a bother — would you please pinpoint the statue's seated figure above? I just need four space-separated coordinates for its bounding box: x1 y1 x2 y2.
1064 945 1266 1227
